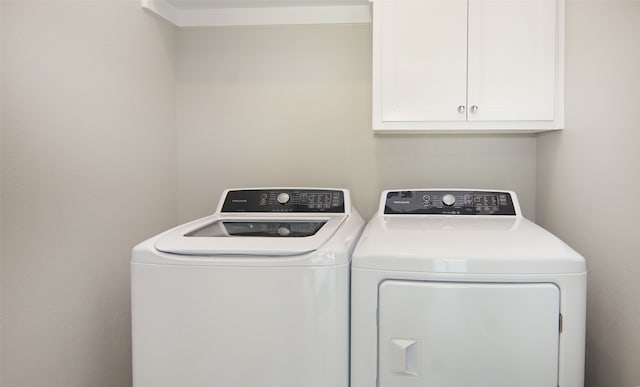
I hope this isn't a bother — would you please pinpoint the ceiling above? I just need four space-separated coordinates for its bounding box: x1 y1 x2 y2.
168 0 369 10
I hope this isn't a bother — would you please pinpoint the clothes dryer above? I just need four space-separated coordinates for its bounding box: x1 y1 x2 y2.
132 188 364 387
351 189 586 387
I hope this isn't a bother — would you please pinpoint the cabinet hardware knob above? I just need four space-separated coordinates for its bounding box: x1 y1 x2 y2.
458 105 466 113
471 105 479 113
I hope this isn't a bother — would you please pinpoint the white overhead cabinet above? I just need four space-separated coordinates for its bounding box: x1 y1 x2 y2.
372 0 564 132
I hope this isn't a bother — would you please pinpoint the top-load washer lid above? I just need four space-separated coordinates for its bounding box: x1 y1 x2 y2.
352 189 586 274
185 220 328 238
154 188 350 256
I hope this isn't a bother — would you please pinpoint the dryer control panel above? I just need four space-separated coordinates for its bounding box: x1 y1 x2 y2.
384 190 517 216
221 189 345 213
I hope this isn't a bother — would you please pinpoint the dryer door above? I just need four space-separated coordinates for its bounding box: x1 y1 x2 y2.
378 280 560 387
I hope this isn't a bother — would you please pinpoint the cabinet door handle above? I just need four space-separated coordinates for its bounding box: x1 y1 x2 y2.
458 105 466 113
470 105 479 113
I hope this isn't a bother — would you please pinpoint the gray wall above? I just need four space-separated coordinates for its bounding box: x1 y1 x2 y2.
536 2 640 386
176 25 537 222
1 1 177 386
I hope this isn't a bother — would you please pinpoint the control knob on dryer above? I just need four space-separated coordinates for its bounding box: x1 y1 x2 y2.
442 193 456 206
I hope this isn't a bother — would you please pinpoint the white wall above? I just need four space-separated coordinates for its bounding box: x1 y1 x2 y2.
536 1 640 386
176 24 537 222
1 1 177 386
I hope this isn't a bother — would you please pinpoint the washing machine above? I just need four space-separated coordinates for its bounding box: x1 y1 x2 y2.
131 188 364 387
351 189 586 387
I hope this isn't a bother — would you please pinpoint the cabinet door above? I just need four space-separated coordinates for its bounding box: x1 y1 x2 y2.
378 280 560 387
467 0 558 121
375 0 468 122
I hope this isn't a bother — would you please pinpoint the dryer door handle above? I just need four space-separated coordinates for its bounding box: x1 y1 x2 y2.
389 338 420 376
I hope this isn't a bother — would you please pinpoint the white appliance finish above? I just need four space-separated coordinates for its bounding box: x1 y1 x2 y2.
351 189 586 387
132 188 364 387
372 0 563 132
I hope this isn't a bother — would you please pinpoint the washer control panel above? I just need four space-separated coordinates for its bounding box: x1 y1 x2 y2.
221 189 345 213
384 190 516 215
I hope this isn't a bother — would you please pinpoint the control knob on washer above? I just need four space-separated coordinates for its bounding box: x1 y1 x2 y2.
277 192 290 205
442 193 456 206
277 226 291 236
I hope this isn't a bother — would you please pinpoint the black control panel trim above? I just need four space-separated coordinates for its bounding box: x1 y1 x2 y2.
221 189 345 213
384 190 516 216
